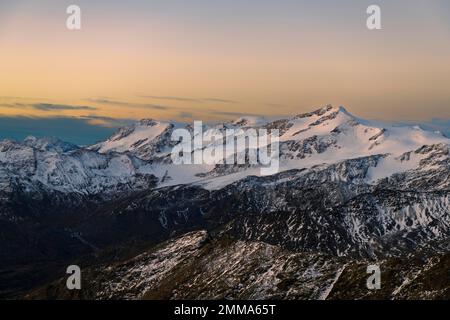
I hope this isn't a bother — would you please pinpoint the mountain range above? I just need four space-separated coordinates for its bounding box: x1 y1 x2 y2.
0 105 448 299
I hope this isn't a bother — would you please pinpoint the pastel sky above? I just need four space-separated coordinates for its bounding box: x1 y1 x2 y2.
0 0 449 144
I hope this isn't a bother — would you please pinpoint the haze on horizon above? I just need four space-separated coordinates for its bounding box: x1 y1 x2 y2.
0 0 449 144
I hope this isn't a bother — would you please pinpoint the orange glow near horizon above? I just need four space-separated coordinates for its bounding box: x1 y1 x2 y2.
1 1 449 123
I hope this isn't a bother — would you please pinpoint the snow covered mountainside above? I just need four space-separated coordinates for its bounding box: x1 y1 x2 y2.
2 105 445 195
0 136 157 197
87 105 450 190
0 105 449 299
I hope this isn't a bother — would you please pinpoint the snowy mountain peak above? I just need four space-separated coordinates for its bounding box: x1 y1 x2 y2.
292 104 343 119
230 116 268 127
109 119 160 142
2 105 442 193
137 118 159 126
90 119 172 158
23 136 79 152
276 105 447 154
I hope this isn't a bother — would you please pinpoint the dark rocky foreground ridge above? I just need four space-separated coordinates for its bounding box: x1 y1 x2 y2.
26 230 450 300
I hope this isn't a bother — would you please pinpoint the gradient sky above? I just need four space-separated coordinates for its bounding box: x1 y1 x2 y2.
0 0 449 144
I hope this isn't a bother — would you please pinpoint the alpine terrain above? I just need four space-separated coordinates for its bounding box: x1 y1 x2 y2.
0 105 449 299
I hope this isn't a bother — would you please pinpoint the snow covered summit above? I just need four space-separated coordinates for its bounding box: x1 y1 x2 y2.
0 105 448 193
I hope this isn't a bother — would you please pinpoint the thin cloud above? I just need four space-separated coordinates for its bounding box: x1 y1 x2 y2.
32 103 97 111
0 96 50 101
203 98 238 104
0 102 27 108
79 115 135 127
139 95 201 103
211 110 261 117
0 102 97 111
139 95 239 104
86 98 169 110
176 112 194 119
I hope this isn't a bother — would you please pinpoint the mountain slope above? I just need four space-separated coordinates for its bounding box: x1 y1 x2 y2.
92 105 448 190
26 230 450 300
1 105 447 195
89 119 176 160
0 137 158 197
0 105 449 299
